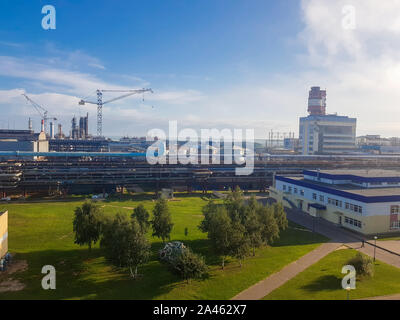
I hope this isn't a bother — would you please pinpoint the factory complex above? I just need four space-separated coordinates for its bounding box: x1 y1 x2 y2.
0 87 399 239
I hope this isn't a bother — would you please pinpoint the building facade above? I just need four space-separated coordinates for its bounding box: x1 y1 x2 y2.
299 114 357 155
271 169 400 235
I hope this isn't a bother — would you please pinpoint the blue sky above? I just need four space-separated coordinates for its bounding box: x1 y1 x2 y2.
1 1 400 138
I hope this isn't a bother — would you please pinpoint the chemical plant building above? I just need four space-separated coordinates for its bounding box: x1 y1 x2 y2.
0 129 48 159
271 169 400 235
299 87 357 155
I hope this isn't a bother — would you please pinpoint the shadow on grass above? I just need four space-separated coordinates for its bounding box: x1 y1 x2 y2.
300 275 342 292
272 222 328 247
0 247 184 300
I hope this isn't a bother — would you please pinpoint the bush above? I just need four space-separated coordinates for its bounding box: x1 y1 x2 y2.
347 253 374 278
170 247 208 282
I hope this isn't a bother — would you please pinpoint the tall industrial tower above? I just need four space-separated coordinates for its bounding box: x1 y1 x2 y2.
307 86 326 115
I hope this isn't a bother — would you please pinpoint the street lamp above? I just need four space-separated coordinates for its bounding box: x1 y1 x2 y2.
346 286 351 300
374 236 378 262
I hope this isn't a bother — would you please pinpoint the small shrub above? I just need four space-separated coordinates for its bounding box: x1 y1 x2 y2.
347 253 374 278
172 248 208 283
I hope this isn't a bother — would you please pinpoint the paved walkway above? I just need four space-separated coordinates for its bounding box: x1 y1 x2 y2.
231 206 400 300
232 241 342 300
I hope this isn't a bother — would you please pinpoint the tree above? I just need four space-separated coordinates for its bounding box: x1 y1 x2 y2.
126 217 151 278
198 200 219 233
224 186 245 223
207 207 232 269
100 212 130 266
73 201 103 251
273 202 288 231
229 220 250 267
172 247 208 283
258 206 280 245
243 199 263 256
151 198 174 242
131 204 150 233
101 213 151 278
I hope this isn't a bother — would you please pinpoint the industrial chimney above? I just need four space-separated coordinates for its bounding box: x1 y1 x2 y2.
50 122 55 139
41 119 45 133
308 87 326 115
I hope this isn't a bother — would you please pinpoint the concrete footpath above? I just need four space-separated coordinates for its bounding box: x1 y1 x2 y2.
232 241 341 300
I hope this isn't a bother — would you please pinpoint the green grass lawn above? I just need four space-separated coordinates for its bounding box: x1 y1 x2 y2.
0 193 328 300
264 248 400 300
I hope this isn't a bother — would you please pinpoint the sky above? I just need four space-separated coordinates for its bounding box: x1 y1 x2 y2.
0 0 400 139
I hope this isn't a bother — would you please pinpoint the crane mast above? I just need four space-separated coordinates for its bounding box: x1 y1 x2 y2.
79 88 153 137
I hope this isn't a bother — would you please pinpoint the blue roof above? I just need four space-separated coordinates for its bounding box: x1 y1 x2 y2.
303 169 400 184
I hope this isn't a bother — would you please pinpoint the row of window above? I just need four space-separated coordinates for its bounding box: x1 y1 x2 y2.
345 202 363 214
283 185 305 196
391 205 400 214
390 221 400 229
344 216 362 229
282 184 363 214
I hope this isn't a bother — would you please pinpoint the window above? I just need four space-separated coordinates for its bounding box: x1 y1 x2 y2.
344 202 363 215
391 205 400 214
391 221 400 229
344 216 362 228
294 188 298 194
319 195 324 202
288 186 292 193
300 190 304 196
283 185 286 191
312 193 317 200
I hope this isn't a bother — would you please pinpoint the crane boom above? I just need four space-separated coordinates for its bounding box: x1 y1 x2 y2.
21 93 57 135
78 88 153 137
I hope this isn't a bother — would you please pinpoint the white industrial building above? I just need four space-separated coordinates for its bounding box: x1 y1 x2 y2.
271 169 400 235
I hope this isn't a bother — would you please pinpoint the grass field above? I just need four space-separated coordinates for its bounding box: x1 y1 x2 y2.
0 193 328 300
264 248 400 300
